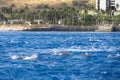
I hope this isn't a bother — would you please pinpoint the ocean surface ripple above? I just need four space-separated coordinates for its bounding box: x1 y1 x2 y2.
0 32 120 80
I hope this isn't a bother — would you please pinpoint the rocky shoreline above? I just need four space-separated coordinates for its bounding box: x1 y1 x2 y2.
23 25 120 32
24 26 97 31
0 24 120 32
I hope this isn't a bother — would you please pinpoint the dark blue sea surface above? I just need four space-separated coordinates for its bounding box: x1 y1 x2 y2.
0 32 120 80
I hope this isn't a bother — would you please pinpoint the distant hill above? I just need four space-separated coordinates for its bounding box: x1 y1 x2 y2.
0 0 95 7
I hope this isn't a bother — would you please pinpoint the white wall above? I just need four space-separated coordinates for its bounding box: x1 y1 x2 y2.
96 0 107 11
100 0 107 11
115 0 120 11
96 0 98 10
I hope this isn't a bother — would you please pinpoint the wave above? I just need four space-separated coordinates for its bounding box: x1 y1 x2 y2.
51 46 118 54
107 46 118 52
107 53 120 58
89 38 101 42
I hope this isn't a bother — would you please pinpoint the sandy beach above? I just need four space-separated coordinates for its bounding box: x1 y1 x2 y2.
0 24 29 31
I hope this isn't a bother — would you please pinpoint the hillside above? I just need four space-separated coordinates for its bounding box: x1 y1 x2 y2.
0 0 95 7
89 0 95 5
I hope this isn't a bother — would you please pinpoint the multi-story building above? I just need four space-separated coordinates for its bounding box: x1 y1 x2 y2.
96 0 120 11
115 0 120 11
110 0 115 10
96 0 110 11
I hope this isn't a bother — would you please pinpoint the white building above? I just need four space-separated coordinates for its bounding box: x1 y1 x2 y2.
96 0 110 11
96 0 120 11
115 0 120 11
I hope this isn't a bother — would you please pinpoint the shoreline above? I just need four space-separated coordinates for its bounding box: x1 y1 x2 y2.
0 24 120 32
0 24 29 31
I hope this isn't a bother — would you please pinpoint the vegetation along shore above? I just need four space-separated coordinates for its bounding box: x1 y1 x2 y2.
0 0 120 31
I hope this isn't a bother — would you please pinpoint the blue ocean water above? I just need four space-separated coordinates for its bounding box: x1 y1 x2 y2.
0 32 120 80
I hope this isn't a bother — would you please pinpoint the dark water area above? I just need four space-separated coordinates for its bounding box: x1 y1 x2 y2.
0 32 120 80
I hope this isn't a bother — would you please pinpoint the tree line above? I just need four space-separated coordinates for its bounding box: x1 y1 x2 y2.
0 1 120 26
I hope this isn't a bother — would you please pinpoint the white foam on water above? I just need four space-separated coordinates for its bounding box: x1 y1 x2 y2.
10 40 14 43
107 54 112 58
107 53 120 59
51 48 68 56
51 45 119 56
51 48 59 55
11 55 19 60
107 46 117 52
51 47 102 53
115 53 120 57
69 46 107 52
24 41 29 44
91 46 98 51
23 54 38 60
53 52 58 55
10 52 38 60
101 71 107 74
8 39 17 44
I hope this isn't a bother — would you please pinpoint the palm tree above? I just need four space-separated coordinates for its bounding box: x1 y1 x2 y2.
10 3 15 19
38 10 41 20
24 4 29 21
18 8 25 21
83 9 88 25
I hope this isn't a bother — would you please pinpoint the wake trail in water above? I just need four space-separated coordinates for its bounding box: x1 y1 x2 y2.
51 45 118 54
10 54 38 60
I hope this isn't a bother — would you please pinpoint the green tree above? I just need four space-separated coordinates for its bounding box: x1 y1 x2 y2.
82 14 97 26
